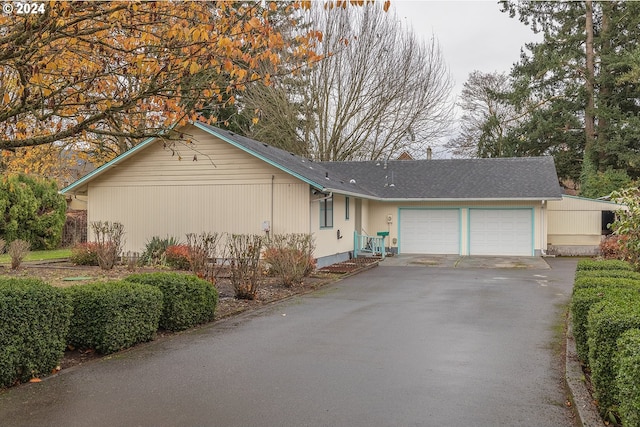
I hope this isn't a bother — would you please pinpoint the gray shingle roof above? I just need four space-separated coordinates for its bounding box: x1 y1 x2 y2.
205 124 562 201
61 122 562 201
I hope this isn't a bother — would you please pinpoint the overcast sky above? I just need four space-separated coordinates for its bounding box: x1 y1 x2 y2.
390 1 542 153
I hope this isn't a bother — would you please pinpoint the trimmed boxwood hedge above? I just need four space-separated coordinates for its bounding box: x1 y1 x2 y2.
587 292 640 417
65 281 163 354
615 328 640 427
576 259 633 272
573 276 640 294
125 272 217 331
574 269 640 281
0 278 71 387
571 285 640 363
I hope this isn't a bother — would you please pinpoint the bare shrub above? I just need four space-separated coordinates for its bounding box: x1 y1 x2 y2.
90 221 125 270
8 239 30 270
227 234 264 300
185 232 227 282
263 234 316 287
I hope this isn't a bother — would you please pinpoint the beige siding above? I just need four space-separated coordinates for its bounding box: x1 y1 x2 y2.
368 200 544 255
87 126 310 253
90 125 300 188
547 196 624 247
310 194 357 259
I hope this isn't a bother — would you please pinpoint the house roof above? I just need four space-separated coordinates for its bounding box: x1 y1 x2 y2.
61 121 563 201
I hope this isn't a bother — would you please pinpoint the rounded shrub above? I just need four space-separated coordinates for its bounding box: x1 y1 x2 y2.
0 278 71 387
615 328 640 427
125 272 217 331
587 292 640 417
65 281 163 354
571 284 640 363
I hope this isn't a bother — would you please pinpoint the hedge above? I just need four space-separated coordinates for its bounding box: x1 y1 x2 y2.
576 259 633 272
0 278 71 387
125 272 217 331
574 269 640 281
587 292 640 417
571 284 640 363
615 329 640 427
65 281 163 354
573 276 640 294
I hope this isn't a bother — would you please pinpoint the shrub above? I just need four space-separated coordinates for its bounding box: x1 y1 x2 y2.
587 291 640 417
0 174 67 250
0 238 5 254
573 276 640 294
227 234 264 300
165 245 191 270
139 235 180 266
125 272 217 331
575 269 640 281
69 242 99 266
571 284 640 363
65 281 162 354
600 235 626 260
576 259 633 272
615 328 640 427
263 234 316 287
0 278 71 387
7 239 30 270
185 232 226 280
90 221 125 270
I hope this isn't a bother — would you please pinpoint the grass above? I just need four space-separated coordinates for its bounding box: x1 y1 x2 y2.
0 248 71 264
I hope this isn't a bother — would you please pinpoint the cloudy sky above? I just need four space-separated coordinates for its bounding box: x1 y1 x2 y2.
391 1 542 153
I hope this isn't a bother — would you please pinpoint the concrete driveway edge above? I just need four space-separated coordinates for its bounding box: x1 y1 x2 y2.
565 317 603 427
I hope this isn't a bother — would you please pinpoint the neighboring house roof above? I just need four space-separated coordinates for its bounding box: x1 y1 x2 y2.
61 121 563 201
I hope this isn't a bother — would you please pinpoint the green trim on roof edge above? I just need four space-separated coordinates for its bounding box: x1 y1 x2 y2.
193 121 325 190
59 136 157 194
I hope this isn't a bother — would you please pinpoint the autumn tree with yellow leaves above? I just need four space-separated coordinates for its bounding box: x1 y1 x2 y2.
0 0 388 167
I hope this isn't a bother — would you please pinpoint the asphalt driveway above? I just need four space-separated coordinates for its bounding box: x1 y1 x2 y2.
0 258 578 427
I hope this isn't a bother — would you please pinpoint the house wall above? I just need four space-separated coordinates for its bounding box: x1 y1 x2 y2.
367 200 546 255
87 125 309 253
310 194 358 266
547 195 624 255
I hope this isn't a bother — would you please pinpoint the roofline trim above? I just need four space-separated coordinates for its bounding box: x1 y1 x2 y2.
562 194 625 206
322 188 562 202
194 122 325 190
59 136 157 194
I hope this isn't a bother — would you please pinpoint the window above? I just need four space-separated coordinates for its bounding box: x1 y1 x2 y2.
345 197 350 220
320 197 333 228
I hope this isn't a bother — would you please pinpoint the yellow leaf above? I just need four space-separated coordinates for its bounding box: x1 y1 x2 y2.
2 93 10 105
189 62 200 75
383 0 390 12
252 117 259 125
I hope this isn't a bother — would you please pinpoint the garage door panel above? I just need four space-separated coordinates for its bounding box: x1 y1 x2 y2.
469 209 532 256
400 209 459 254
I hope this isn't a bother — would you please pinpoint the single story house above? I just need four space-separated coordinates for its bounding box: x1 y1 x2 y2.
61 122 565 267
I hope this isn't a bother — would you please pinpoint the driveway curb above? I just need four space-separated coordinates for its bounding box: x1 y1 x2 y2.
565 317 603 427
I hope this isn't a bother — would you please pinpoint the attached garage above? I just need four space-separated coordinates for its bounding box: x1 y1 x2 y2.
399 209 460 254
469 209 533 256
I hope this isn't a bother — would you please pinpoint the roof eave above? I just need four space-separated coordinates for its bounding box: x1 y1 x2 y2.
59 136 157 195
193 122 326 190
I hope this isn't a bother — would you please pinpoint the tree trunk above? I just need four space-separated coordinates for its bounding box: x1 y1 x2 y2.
584 0 597 166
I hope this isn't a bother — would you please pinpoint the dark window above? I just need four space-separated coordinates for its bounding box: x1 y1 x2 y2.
602 210 615 235
320 198 333 228
345 197 350 220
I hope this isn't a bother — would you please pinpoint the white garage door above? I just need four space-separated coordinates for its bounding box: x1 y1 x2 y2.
469 209 533 256
399 209 460 254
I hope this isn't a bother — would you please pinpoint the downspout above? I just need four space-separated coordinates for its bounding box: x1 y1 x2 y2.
270 175 274 240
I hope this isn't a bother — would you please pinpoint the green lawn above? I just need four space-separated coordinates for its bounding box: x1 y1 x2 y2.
0 248 71 264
